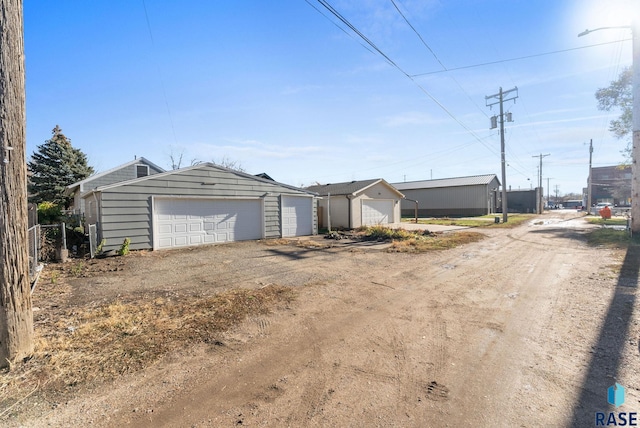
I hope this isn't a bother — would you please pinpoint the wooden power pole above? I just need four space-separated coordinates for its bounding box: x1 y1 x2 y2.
0 0 34 368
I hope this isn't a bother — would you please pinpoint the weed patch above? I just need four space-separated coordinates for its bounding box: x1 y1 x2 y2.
389 231 485 252
0 285 296 410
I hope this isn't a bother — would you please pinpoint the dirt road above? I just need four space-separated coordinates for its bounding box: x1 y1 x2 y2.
16 211 640 427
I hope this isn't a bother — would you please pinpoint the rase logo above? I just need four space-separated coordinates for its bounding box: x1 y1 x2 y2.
609 383 626 408
595 383 637 426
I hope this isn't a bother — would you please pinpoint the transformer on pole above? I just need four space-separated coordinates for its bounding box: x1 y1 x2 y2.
486 87 518 223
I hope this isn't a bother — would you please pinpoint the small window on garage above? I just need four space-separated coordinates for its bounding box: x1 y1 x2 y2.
136 164 149 178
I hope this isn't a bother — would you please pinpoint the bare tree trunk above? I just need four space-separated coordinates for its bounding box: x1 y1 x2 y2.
0 0 33 368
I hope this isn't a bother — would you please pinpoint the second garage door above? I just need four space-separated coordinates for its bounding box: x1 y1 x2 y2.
361 199 394 225
154 198 262 249
282 196 313 237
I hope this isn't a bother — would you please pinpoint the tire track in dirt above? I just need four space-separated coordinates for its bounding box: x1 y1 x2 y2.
27 213 628 428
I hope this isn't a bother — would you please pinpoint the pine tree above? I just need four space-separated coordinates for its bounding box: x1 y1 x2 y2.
28 125 94 207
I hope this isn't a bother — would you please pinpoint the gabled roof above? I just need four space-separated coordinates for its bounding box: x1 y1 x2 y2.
392 174 499 190
305 178 403 198
64 157 165 195
255 172 274 181
86 162 317 196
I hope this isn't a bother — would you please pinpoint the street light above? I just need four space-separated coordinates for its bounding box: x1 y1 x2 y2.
579 22 639 233
578 26 630 37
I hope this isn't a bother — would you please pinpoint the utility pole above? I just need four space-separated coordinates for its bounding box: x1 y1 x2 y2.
486 86 518 223
546 177 554 208
0 0 33 368
579 22 638 232
633 20 640 234
587 139 593 212
532 153 550 213
554 184 560 205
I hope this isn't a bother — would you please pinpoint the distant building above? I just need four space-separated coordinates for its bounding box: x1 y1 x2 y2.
392 174 500 217
589 165 631 206
507 189 541 213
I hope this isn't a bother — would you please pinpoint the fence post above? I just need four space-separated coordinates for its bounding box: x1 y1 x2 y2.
61 222 67 250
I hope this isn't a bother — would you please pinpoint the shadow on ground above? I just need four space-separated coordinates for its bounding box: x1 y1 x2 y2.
570 245 640 425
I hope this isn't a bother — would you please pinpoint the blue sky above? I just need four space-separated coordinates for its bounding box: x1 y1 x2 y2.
23 0 636 195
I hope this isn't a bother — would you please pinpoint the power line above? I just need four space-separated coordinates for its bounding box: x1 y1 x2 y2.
389 0 489 119
142 0 179 148
311 0 499 156
410 39 631 77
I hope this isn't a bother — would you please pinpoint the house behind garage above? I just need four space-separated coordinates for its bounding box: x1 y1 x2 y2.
79 162 318 251
305 179 404 229
65 157 165 214
392 174 500 217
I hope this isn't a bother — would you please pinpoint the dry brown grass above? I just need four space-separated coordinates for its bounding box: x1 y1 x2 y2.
0 284 295 413
389 231 486 252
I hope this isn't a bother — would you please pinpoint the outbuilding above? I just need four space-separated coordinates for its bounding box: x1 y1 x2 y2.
81 163 318 251
306 179 404 229
393 174 500 217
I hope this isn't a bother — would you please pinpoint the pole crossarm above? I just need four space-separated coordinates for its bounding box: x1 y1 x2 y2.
485 87 518 107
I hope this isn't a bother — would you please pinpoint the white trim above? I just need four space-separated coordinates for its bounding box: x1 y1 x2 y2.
135 164 150 178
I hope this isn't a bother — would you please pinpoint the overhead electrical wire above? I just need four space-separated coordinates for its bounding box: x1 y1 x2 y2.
389 0 490 119
311 0 500 157
142 0 180 149
410 39 631 77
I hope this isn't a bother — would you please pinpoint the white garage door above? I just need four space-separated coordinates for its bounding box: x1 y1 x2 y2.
282 196 313 237
362 200 394 225
154 198 262 249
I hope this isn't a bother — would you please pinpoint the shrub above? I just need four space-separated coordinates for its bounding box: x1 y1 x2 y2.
37 201 62 224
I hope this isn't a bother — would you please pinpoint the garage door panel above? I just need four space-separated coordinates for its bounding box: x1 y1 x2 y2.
362 200 394 225
154 198 262 249
282 196 313 237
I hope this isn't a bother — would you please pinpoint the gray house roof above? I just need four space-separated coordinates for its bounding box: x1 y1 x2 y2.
64 157 165 196
306 178 403 197
392 174 499 190
90 162 318 195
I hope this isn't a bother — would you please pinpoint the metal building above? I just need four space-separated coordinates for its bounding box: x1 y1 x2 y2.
392 174 500 217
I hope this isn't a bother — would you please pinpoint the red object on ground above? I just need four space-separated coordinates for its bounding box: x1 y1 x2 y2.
599 206 612 220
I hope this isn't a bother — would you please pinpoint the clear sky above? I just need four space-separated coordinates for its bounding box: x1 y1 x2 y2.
23 0 636 196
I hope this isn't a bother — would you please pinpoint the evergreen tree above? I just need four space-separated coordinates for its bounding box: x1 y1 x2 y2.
27 125 94 207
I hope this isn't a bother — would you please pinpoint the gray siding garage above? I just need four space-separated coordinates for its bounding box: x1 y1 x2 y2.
83 163 318 251
393 174 500 217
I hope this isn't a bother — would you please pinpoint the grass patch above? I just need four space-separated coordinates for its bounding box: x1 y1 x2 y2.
586 228 636 249
357 225 417 241
586 217 629 226
403 214 534 228
0 285 295 411
389 231 485 252
355 226 485 252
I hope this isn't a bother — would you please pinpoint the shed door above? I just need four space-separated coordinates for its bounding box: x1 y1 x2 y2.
362 200 394 225
154 198 262 249
282 196 313 237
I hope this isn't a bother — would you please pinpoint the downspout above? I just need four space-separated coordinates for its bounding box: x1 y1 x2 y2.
404 198 419 223
346 195 352 229
92 191 101 241
327 192 331 232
